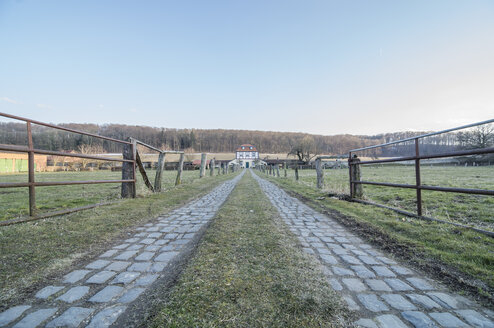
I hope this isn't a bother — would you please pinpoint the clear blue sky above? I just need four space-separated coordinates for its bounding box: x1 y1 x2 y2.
1 0 493 135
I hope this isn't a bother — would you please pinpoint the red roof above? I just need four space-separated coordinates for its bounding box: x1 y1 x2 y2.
191 159 211 165
236 144 258 152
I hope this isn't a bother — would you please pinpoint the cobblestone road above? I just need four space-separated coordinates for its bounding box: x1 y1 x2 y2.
253 172 494 328
0 172 243 328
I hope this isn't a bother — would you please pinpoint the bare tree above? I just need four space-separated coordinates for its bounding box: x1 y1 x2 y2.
52 154 68 171
78 144 105 169
457 124 494 149
288 135 319 164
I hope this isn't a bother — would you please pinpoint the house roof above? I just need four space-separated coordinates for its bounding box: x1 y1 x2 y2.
236 144 258 152
191 159 211 165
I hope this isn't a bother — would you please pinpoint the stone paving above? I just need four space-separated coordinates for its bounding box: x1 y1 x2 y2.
252 172 494 328
0 172 243 328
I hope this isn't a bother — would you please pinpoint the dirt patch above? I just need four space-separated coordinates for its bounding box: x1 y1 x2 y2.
282 188 494 310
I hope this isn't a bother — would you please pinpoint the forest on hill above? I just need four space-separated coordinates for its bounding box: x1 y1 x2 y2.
0 121 485 157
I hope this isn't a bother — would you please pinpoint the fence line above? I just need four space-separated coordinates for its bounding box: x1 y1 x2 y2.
256 119 494 238
0 112 235 226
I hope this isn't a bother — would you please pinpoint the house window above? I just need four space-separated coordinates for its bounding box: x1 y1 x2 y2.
250 146 253 150
242 146 245 150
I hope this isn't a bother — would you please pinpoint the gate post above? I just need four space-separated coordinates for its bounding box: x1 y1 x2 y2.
175 153 185 185
122 141 136 198
316 157 324 189
415 138 423 216
350 155 363 198
199 153 207 178
27 122 36 215
210 158 215 176
154 152 166 192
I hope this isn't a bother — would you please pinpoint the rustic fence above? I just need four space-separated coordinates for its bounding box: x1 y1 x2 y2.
257 119 494 237
0 112 234 226
347 119 494 237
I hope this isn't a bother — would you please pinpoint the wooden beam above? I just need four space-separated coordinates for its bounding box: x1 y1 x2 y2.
136 150 154 192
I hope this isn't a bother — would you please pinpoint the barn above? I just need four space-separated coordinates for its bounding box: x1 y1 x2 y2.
0 152 48 173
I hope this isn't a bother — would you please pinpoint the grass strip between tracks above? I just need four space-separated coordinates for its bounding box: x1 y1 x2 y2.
149 171 351 327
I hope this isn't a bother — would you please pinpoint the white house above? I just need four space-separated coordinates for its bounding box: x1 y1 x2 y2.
233 144 259 168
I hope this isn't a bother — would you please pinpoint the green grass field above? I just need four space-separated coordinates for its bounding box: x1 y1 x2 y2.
282 165 494 231
0 169 203 221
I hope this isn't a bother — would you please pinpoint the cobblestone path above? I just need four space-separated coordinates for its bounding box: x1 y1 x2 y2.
0 172 243 328
253 172 494 328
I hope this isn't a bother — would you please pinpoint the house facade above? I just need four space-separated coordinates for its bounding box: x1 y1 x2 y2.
235 144 259 168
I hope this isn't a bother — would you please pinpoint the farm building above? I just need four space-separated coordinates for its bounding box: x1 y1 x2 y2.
0 152 48 173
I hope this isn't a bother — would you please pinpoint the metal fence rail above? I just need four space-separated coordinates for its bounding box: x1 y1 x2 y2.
0 111 136 225
348 118 494 237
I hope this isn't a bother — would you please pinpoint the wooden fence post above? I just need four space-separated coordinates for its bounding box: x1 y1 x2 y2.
350 155 363 198
199 153 207 178
295 165 299 181
284 162 287 178
316 157 324 189
154 152 166 192
210 158 215 176
276 165 280 177
175 153 184 185
122 141 136 198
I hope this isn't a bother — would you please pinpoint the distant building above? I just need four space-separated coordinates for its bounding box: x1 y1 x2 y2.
0 152 48 173
235 144 259 168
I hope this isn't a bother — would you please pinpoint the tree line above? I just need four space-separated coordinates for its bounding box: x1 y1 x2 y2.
0 122 491 157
